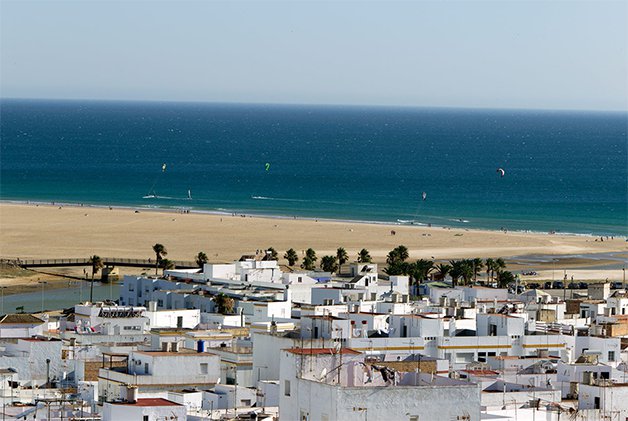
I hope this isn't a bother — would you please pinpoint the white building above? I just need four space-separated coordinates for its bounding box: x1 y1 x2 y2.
102 397 187 421
278 347 481 421
144 307 200 329
98 348 220 401
0 314 45 338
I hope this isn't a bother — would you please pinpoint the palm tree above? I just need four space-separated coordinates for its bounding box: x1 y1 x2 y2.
284 248 299 266
88 255 103 302
460 259 474 285
152 243 167 275
495 258 506 275
195 251 208 268
386 245 410 277
301 256 316 271
305 248 317 262
265 247 279 261
449 260 473 286
336 247 349 274
472 258 484 283
386 245 409 266
434 263 452 281
383 261 411 277
320 255 339 273
214 294 235 314
414 259 435 284
496 270 515 288
160 259 175 274
485 258 496 282
357 249 372 263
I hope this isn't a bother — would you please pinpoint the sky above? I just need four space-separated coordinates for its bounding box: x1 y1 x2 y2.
1 0 626 111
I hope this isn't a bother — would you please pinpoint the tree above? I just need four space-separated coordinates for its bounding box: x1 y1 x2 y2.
449 260 474 286
485 258 496 282
434 263 452 281
383 261 411 277
496 270 516 288
449 260 462 286
320 255 339 273
413 259 435 285
160 259 175 274
386 245 409 266
494 258 506 275
301 256 316 271
152 243 167 275
195 251 208 268
284 248 299 266
88 255 103 303
357 249 372 263
386 245 410 278
472 258 484 282
336 247 349 274
214 294 235 314
265 247 279 261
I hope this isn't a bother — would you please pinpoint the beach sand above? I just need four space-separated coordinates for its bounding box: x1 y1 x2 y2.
0 203 626 293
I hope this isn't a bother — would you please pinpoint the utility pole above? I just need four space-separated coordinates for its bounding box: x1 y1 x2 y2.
38 281 48 313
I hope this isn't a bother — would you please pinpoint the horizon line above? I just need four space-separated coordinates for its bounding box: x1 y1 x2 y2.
1 96 626 114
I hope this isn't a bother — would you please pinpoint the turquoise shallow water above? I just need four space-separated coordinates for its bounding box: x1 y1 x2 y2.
1 99 626 235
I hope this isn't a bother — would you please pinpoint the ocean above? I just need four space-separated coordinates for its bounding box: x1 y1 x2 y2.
1 99 626 236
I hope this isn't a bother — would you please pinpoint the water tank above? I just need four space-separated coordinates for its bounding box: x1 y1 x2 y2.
197 340 206 353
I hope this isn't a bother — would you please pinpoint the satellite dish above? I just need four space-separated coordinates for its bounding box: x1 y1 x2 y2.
318 367 327 381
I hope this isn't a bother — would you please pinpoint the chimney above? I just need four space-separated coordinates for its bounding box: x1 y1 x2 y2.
126 385 138 404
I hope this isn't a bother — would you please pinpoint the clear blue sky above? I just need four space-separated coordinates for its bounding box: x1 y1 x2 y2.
1 0 626 110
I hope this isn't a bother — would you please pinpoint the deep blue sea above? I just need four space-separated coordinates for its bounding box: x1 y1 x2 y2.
1 99 626 235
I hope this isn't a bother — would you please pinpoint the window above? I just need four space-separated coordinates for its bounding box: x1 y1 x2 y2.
241 399 251 406
284 380 291 396
157 299 164 307
298 277 302 283
200 363 208 374
129 285 135 292
608 351 615 361
143 416 149 421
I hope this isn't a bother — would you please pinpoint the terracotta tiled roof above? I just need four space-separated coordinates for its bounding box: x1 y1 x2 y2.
115 398 182 407
286 347 361 355
0 314 44 325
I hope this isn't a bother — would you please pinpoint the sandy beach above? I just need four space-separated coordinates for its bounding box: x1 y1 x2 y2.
0 202 626 293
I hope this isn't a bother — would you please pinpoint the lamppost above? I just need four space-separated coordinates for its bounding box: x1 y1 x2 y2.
0 287 7 315
45 358 50 388
38 281 48 313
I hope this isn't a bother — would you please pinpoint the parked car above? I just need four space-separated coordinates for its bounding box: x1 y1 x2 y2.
552 281 564 289
544 281 552 289
527 282 540 289
578 282 588 289
611 282 624 289
568 282 578 289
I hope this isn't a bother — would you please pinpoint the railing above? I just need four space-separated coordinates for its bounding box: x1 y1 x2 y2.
0 257 198 268
535 321 575 335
